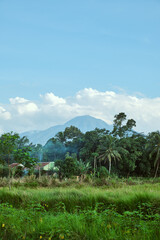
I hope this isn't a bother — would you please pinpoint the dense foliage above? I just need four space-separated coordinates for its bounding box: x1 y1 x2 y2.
0 112 160 178
0 132 37 166
41 112 160 178
0 113 159 239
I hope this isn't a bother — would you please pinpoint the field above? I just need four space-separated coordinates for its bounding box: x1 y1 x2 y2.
0 178 160 240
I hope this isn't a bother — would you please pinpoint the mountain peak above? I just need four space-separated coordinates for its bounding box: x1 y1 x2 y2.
20 115 112 145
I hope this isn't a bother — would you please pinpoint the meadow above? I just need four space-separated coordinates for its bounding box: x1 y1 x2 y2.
0 177 160 240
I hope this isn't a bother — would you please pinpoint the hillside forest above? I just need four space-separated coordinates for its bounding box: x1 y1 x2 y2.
0 112 160 179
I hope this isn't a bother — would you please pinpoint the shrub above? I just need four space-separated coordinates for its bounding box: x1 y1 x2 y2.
0 165 9 177
98 166 109 179
14 166 24 178
37 175 55 187
23 175 38 188
0 177 8 187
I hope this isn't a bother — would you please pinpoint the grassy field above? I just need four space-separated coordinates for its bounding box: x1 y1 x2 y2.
0 179 160 239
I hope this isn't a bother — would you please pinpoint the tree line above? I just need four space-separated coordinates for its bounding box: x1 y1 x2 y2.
0 112 160 178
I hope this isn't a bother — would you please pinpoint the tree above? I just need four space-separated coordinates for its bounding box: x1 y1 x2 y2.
55 126 83 145
0 132 20 189
146 131 160 178
55 132 66 143
0 132 20 165
98 135 121 174
112 112 127 138
30 144 43 162
79 129 108 163
13 147 37 169
62 126 84 157
43 138 66 162
112 112 136 138
54 153 78 180
98 166 109 179
131 133 148 177
0 132 37 182
63 126 83 142
126 119 136 133
76 160 91 181
44 126 84 162
117 134 144 177
92 152 99 178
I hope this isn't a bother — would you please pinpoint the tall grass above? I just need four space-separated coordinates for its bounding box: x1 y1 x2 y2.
0 181 160 239
0 184 160 212
1 175 160 188
0 200 160 239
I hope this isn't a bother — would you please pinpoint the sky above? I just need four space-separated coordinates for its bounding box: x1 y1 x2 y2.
0 0 160 134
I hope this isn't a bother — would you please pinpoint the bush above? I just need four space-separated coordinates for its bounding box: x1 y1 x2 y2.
98 166 109 179
14 166 24 178
37 175 56 187
0 165 9 177
23 175 38 188
0 177 8 187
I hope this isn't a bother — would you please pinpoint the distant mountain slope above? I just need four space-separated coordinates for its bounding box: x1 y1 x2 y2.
20 115 112 145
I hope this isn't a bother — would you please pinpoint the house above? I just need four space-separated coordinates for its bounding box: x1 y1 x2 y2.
9 163 24 169
9 163 27 176
9 162 57 176
35 162 56 172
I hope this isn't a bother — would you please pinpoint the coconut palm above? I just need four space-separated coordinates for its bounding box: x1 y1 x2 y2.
98 135 121 174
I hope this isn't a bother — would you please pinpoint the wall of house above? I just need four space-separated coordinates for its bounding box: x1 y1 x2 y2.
43 162 55 171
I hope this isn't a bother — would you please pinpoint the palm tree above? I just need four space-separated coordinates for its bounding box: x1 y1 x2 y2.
98 135 121 175
76 159 91 181
146 131 160 178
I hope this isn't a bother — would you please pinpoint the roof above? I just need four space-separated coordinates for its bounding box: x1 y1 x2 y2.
9 162 54 170
9 163 24 168
34 162 50 170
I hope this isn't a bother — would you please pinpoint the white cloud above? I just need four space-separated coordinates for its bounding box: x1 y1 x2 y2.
41 93 66 106
17 102 39 115
0 106 11 120
0 88 160 134
9 97 39 115
9 97 29 104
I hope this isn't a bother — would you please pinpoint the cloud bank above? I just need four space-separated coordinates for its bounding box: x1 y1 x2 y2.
0 88 160 134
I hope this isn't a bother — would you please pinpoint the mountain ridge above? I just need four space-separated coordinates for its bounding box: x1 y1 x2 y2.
20 115 112 145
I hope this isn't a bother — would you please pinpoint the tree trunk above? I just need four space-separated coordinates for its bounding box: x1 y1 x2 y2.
8 166 11 190
154 159 160 178
39 167 41 178
109 160 111 175
94 156 97 178
7 156 11 190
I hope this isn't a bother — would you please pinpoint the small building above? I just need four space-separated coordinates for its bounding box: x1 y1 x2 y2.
9 163 24 169
9 162 57 176
9 163 27 176
35 162 56 171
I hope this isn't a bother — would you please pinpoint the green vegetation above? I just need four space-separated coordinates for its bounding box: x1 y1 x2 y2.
40 112 160 178
0 182 160 239
0 112 160 239
0 112 160 178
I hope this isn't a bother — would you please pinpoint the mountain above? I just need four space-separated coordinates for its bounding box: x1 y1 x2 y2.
20 115 112 145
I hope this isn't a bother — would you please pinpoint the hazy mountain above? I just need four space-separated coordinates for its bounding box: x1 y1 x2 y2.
20 115 112 145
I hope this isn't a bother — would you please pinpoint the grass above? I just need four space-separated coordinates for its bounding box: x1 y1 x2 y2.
1 183 160 212
1 206 160 240
0 179 160 239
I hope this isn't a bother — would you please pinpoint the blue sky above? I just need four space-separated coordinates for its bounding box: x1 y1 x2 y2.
1 0 160 101
0 0 160 133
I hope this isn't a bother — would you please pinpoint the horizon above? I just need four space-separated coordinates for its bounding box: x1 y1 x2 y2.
0 88 160 135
